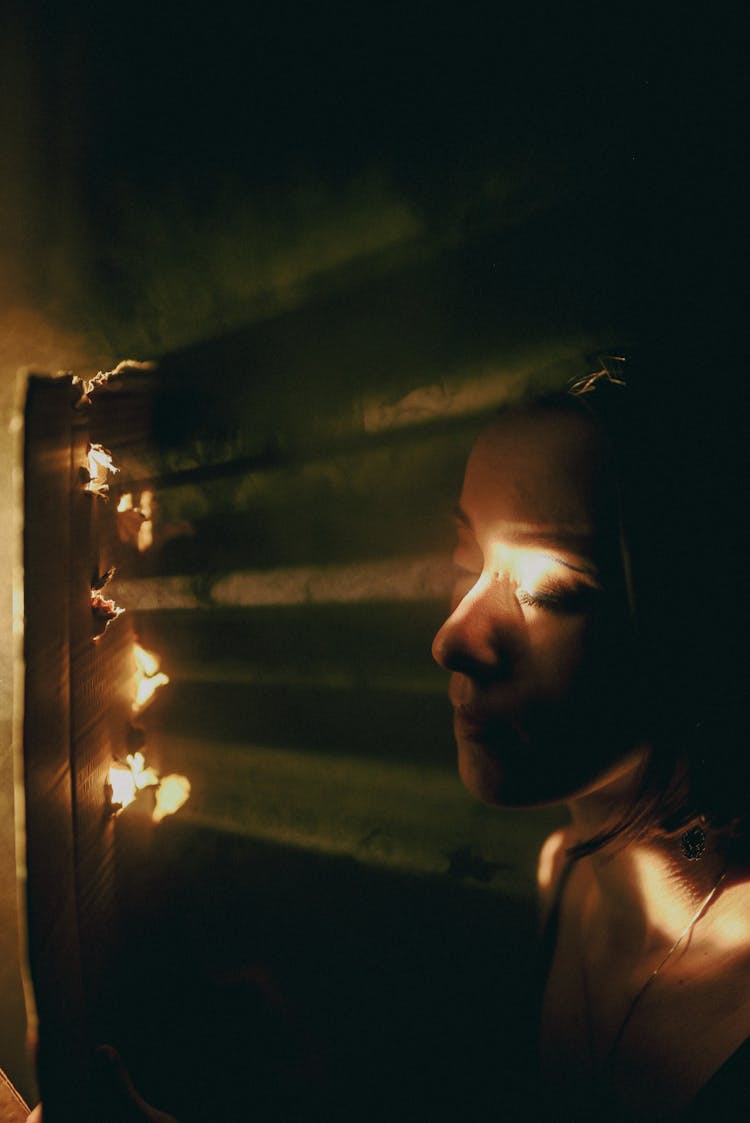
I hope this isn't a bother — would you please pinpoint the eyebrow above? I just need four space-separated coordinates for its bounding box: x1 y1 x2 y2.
452 504 599 577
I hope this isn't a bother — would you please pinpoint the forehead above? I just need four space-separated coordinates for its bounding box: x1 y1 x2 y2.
461 408 617 541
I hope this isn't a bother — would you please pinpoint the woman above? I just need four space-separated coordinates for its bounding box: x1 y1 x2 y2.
431 357 750 1119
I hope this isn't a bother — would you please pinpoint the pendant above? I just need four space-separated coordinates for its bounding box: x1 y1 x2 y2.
680 824 706 861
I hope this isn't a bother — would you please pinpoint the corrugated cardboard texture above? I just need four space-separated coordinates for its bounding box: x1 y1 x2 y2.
23 374 136 1121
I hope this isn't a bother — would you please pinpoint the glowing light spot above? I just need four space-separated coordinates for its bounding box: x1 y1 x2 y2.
514 551 560 595
126 751 160 791
116 490 154 551
132 643 170 714
138 521 154 552
482 544 561 595
107 754 189 821
85 443 119 496
134 672 169 710
134 643 160 678
153 775 191 823
137 490 154 552
108 762 137 811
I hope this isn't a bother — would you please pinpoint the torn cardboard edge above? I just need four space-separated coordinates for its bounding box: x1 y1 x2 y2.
9 361 176 1114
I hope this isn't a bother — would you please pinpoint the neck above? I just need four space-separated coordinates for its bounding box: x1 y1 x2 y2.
567 758 729 951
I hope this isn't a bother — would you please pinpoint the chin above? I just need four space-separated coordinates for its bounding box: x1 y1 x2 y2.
457 742 512 805
456 734 547 807
455 723 628 809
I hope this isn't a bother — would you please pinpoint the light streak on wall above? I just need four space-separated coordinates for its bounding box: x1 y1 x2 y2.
166 663 444 696
363 338 596 433
113 552 451 611
152 735 560 896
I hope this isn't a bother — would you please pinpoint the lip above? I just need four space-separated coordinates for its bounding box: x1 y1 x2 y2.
453 706 488 735
449 675 494 718
449 678 520 739
452 697 504 735
453 704 529 757
448 675 472 710
453 698 486 721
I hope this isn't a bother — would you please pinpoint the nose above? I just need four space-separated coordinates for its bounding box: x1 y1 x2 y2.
431 573 524 682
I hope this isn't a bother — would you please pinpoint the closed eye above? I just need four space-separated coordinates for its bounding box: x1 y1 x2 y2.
516 582 598 613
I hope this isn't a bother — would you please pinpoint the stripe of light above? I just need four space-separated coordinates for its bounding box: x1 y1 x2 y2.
112 551 451 610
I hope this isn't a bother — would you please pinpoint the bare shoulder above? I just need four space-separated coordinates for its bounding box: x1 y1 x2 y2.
536 826 576 916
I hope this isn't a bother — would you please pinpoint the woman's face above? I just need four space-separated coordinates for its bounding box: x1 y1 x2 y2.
432 406 640 807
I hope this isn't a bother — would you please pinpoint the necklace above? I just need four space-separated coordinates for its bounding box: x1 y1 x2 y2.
582 863 729 1081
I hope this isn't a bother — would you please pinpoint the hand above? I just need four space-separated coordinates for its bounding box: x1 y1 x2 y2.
25 1046 179 1123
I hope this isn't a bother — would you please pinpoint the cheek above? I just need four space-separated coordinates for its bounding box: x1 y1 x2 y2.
526 617 590 696
527 613 632 701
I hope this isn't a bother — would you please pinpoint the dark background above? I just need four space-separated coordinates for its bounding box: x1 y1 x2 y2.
3 3 742 360
2 3 745 1119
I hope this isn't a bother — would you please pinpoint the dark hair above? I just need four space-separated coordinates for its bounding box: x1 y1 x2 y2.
524 351 749 856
